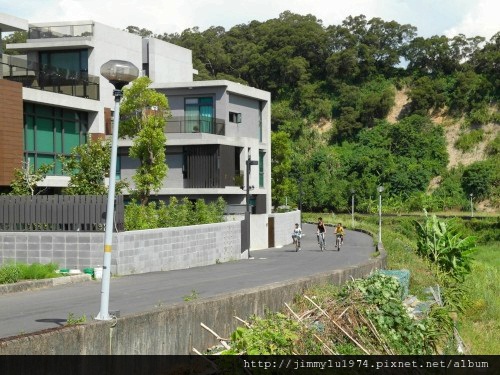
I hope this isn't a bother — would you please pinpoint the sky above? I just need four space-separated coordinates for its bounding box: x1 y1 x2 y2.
1 0 499 40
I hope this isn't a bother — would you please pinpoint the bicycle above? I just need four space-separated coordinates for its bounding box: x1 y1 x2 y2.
335 234 342 251
317 232 326 251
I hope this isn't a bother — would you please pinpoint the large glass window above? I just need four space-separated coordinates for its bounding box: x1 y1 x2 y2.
39 49 88 76
259 150 265 188
185 97 214 133
23 103 88 175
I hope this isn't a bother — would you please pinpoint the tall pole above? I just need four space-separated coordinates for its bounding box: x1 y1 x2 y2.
96 91 122 321
351 192 355 228
245 153 251 259
245 154 250 214
377 186 384 244
378 192 382 243
470 193 474 218
97 60 138 321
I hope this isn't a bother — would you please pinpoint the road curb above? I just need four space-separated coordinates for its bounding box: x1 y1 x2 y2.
0 274 92 295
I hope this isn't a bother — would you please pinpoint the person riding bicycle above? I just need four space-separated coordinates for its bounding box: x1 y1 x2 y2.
317 217 326 244
334 223 345 246
292 223 302 250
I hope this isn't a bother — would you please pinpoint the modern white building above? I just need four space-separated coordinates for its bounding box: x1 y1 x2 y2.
0 12 271 214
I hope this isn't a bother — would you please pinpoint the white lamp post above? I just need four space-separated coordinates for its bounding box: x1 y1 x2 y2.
96 60 139 321
469 193 474 218
377 185 384 244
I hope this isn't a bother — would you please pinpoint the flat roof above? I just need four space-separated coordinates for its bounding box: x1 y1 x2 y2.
0 13 28 32
151 80 271 101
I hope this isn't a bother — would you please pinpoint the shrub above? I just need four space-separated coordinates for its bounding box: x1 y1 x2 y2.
465 106 491 127
485 133 500 156
0 263 22 284
454 129 484 152
461 160 496 200
125 197 226 230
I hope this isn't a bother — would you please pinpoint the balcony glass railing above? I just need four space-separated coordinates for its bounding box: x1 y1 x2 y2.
28 24 94 39
1 55 99 100
165 117 225 135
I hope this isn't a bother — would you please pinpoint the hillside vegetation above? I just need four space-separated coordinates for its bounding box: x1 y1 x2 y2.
126 11 499 214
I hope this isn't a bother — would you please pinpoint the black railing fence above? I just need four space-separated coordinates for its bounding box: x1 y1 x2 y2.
0 195 124 232
165 117 225 135
1 55 99 100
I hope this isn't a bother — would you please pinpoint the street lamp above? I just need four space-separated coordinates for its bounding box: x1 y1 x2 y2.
96 60 139 321
244 153 258 258
469 193 474 218
350 188 355 228
245 154 258 213
377 185 384 244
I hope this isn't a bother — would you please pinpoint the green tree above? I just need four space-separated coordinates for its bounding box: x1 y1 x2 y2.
461 161 497 200
406 76 448 115
1 31 27 55
119 76 170 205
60 139 127 195
9 160 52 196
271 131 294 207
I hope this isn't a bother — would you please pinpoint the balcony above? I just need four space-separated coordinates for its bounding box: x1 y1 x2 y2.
1 55 99 100
165 117 225 135
28 24 94 39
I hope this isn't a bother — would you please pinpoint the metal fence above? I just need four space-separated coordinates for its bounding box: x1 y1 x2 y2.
0 195 124 232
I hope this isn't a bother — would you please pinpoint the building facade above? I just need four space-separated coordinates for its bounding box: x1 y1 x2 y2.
0 13 271 214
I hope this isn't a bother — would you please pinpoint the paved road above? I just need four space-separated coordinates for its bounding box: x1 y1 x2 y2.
0 224 375 339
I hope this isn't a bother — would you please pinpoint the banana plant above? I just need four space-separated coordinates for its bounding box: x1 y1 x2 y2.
414 211 477 282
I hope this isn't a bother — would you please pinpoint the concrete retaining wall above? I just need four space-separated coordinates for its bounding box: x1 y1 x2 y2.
271 210 301 247
0 245 386 355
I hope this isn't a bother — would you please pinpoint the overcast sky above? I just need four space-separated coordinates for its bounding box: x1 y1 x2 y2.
1 0 499 40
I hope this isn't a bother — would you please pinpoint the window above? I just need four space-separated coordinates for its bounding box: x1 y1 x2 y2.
23 103 88 176
259 151 265 188
229 111 242 123
39 49 88 77
259 101 263 142
185 97 214 133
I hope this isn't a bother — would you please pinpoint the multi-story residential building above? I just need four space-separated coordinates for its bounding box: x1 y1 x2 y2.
0 13 271 214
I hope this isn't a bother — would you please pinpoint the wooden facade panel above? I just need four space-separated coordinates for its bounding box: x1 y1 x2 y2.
0 80 24 186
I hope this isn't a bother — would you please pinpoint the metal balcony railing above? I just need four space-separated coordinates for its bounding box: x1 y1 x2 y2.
28 24 94 39
1 55 99 100
165 117 225 135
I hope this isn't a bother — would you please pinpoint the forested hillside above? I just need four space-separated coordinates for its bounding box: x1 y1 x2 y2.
79 13 500 212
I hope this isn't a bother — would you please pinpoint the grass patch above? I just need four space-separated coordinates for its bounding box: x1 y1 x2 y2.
459 242 500 354
0 262 60 284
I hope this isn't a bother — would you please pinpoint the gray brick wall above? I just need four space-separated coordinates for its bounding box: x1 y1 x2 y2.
0 212 297 275
0 221 241 275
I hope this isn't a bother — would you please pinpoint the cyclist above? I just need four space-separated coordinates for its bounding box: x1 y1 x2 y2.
317 217 326 246
334 223 345 247
292 223 302 251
